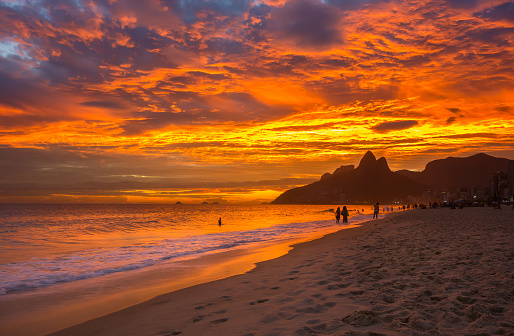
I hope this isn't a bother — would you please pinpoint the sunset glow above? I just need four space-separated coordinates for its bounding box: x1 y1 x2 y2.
1 0 513 203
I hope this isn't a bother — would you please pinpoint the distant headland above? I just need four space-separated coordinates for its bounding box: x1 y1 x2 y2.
272 151 513 204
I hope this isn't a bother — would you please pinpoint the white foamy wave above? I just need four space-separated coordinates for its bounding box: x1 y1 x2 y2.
0 208 374 295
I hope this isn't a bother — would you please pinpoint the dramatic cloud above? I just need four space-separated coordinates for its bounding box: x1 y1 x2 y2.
79 100 128 110
1 0 513 202
474 2 514 22
162 0 253 23
444 0 480 9
446 116 457 125
271 0 344 49
371 120 419 133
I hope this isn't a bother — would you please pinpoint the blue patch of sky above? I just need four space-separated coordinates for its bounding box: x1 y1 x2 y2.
0 40 26 59
2 0 52 20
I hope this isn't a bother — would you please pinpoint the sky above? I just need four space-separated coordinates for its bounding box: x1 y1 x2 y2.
1 0 513 204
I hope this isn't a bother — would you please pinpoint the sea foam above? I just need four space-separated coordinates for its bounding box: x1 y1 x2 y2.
0 204 374 295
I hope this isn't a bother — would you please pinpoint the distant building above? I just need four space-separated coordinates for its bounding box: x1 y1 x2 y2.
470 185 478 198
508 160 514 194
476 187 484 199
484 184 492 198
493 171 508 196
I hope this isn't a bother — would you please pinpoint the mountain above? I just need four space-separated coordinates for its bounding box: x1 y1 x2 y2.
320 164 354 181
272 151 425 204
396 153 510 190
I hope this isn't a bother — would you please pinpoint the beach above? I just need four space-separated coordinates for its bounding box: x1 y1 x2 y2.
48 207 514 336
0 204 368 336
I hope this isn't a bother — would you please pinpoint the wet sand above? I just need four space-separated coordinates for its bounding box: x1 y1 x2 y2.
49 208 514 336
0 239 308 336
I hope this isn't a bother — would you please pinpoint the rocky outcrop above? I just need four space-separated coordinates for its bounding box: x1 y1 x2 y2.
333 164 354 175
320 165 355 181
272 151 425 204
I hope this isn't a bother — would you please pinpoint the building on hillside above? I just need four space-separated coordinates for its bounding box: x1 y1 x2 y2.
508 160 514 194
484 184 492 199
493 171 509 196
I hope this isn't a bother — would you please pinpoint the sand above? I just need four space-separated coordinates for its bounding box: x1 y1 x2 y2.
49 208 514 336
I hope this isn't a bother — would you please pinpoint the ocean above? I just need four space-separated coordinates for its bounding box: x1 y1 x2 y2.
0 203 383 335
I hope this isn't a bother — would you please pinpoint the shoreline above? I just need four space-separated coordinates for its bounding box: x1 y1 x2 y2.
47 208 514 336
0 216 365 336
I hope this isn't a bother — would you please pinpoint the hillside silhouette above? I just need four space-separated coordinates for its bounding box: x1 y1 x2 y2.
272 151 425 204
396 153 510 190
272 152 512 204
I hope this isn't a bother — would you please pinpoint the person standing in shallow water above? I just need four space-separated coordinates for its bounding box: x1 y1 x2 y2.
218 218 222 226
335 207 341 223
342 206 349 223
373 202 380 219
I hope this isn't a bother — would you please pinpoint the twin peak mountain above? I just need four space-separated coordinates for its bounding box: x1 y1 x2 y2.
271 151 510 204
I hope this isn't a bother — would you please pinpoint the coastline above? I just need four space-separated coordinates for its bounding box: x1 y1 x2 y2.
48 208 514 336
0 213 364 336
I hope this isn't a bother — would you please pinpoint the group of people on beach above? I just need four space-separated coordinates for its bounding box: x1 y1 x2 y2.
335 202 381 223
335 206 349 223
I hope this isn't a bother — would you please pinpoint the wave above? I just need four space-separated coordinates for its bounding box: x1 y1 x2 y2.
0 212 373 295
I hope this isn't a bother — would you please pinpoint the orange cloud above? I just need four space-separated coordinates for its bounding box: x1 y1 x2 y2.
1 0 513 202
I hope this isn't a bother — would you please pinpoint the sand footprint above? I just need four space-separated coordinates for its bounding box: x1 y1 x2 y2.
263 309 298 323
249 299 269 305
295 302 337 314
210 317 229 324
327 283 351 290
296 319 342 334
341 310 379 327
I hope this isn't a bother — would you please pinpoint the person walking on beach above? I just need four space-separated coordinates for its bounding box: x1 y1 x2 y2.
335 207 341 223
218 217 222 226
342 206 349 223
373 202 380 219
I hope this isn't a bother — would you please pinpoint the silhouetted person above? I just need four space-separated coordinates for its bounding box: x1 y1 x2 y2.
218 217 222 226
373 202 379 219
342 206 349 223
335 207 341 223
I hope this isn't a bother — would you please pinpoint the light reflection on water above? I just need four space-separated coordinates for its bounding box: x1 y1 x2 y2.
0 203 379 295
